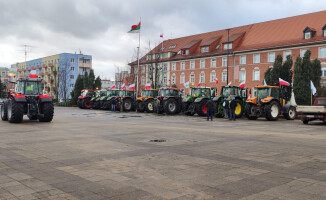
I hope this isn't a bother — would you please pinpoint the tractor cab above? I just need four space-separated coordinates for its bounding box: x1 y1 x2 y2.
247 86 280 105
80 89 95 98
77 89 95 109
140 89 159 99
158 87 179 98
15 79 44 96
119 90 135 98
190 87 211 98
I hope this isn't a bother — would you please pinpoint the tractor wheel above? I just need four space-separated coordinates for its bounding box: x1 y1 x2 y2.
284 106 296 120
39 102 54 122
145 99 155 113
196 99 208 117
137 101 145 112
1 100 8 121
245 104 258 120
28 115 38 120
164 98 178 115
264 101 280 121
77 99 83 109
82 99 91 109
234 99 244 118
123 98 133 111
93 101 100 109
7 99 24 123
214 100 224 118
182 102 189 113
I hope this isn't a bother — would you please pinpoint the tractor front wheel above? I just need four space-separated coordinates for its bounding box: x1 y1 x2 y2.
82 99 91 109
1 100 8 121
164 98 178 115
196 99 208 116
8 99 24 123
123 98 133 111
234 99 244 118
39 102 54 122
137 101 145 112
264 101 280 121
145 99 155 113
245 104 258 120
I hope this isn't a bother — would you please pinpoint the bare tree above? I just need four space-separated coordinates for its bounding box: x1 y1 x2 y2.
58 58 72 102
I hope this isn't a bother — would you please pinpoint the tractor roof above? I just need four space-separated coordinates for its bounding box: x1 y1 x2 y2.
191 87 211 89
256 85 280 89
82 89 95 92
222 85 240 88
18 78 42 82
159 87 179 91
144 89 159 91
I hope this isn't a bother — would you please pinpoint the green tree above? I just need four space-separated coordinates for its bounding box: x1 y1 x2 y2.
293 51 311 105
83 71 89 89
310 58 322 95
71 75 84 104
264 68 273 85
94 76 102 90
280 55 293 101
270 55 283 85
88 70 95 89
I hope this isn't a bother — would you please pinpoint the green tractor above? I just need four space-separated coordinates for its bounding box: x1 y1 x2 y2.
154 87 182 115
182 87 216 116
104 89 121 110
213 86 248 118
77 89 95 109
99 89 112 110
91 89 107 109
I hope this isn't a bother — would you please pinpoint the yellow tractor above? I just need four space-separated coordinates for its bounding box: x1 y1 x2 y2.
245 85 296 121
136 89 159 113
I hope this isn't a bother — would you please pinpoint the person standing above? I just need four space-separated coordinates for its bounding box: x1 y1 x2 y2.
223 98 229 119
229 97 237 121
111 99 116 112
206 100 214 121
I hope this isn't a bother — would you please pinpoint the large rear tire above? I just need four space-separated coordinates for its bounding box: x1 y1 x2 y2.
137 101 145 112
196 99 208 117
245 104 258 120
284 106 296 120
1 100 8 121
123 98 133 111
164 98 178 115
82 98 91 109
8 99 24 123
39 102 54 122
145 99 155 113
234 99 244 118
264 101 280 121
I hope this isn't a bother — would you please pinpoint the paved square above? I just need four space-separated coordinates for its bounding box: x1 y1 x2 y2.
0 107 325 199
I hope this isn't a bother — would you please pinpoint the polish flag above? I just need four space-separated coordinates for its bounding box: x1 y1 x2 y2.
145 83 151 89
213 78 218 84
239 81 245 89
110 84 116 89
29 70 37 78
197 82 201 87
228 81 232 86
128 84 135 90
121 83 126 90
279 78 290 86
160 34 163 38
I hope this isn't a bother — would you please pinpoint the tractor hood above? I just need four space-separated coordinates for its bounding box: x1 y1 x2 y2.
246 96 257 104
261 96 274 103
183 96 193 102
194 97 205 103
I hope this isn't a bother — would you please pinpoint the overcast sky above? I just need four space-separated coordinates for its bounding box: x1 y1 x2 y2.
1 0 326 80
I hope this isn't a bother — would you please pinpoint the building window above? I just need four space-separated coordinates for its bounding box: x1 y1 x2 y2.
141 77 145 85
304 32 311 39
200 72 205 83
300 49 308 57
211 59 216 68
223 43 232 50
190 61 195 69
222 72 227 82
268 52 275 63
179 62 185 70
322 67 326 77
222 57 227 67
201 46 209 53
210 71 216 82
185 49 189 55
324 30 326 37
319 47 326 58
240 55 246 65
70 84 74 88
253 54 260 64
163 77 167 84
200 60 205 68
239 70 246 82
180 73 185 84
70 75 74 79
284 51 292 60
141 66 145 73
190 73 195 83
71 58 74 63
253 68 260 81
172 62 176 71
163 63 168 71
172 74 176 84
70 67 74 71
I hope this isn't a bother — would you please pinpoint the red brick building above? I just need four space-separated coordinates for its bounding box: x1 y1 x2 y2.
129 10 326 95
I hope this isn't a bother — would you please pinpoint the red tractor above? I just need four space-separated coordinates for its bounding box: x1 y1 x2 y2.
1 78 54 123
77 89 95 109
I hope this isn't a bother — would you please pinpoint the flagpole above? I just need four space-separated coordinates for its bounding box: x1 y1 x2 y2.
136 17 141 98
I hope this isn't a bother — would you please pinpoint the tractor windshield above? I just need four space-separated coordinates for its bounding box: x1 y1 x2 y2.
119 90 134 98
142 90 158 97
222 87 240 97
159 89 179 97
110 90 120 96
191 88 210 98
100 91 106 96
257 88 271 100
16 81 42 95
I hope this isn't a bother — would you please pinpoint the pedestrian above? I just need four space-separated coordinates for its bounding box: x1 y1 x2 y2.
206 99 214 121
111 99 116 112
229 97 237 121
223 98 229 118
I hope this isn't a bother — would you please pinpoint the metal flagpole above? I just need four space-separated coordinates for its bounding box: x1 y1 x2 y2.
136 17 141 98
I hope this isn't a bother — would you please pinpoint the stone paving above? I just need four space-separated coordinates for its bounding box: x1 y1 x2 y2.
0 107 325 200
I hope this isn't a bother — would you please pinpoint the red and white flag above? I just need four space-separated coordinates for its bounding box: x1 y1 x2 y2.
228 81 232 86
110 84 116 89
145 83 151 89
128 84 135 90
197 82 201 87
239 81 245 89
29 70 37 78
213 78 218 84
279 78 290 86
121 83 126 90
160 34 163 38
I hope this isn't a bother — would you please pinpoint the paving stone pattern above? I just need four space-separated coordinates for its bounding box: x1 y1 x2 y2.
0 107 325 200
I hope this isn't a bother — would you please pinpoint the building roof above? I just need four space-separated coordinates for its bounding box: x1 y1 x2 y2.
131 10 326 65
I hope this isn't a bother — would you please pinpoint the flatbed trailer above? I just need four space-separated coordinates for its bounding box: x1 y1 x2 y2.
297 97 326 124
